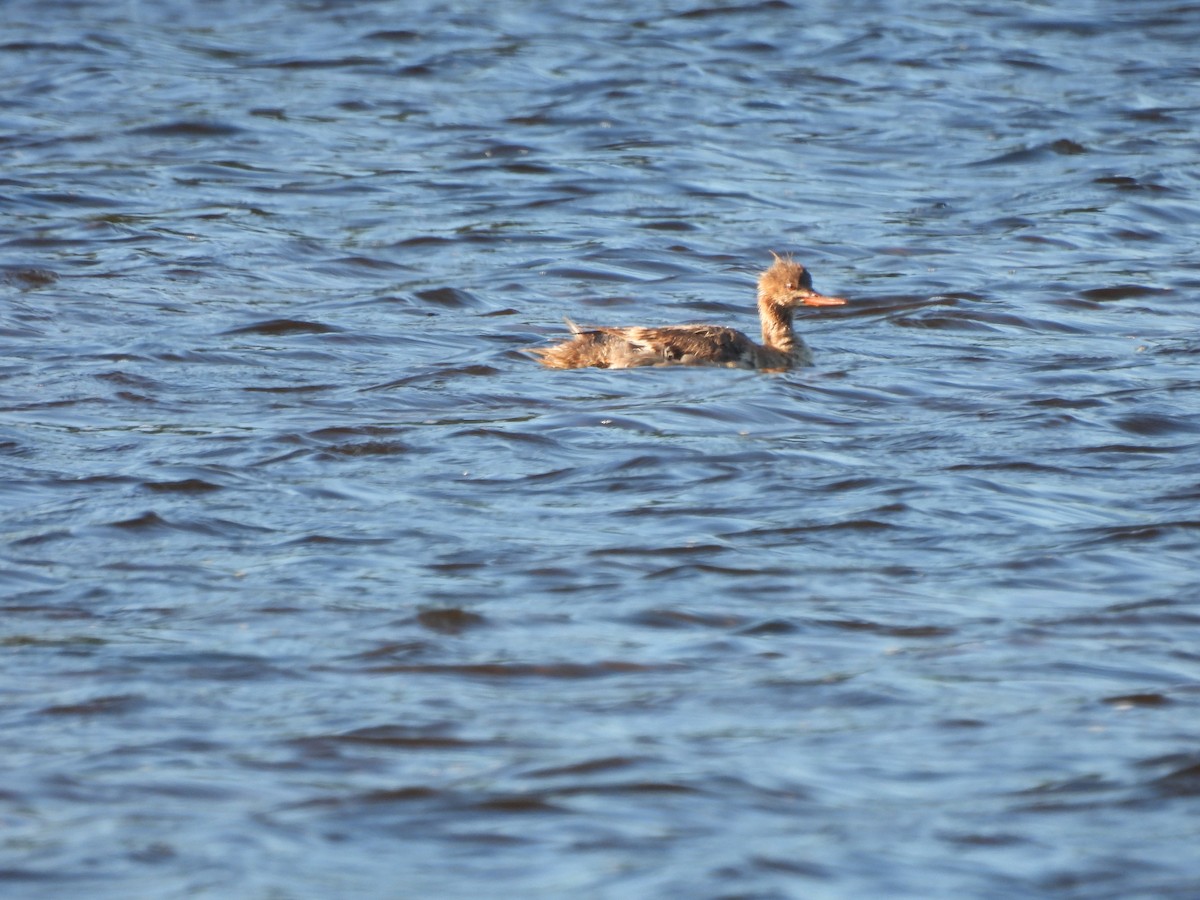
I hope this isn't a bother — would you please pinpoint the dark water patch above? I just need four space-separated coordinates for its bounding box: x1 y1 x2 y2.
128 120 244 138
0 40 99 54
425 555 488 574
1161 483 1200 503
242 383 336 393
414 608 488 634
1015 17 1110 37
1026 395 1105 411
819 619 955 639
526 756 645 778
1120 107 1179 123
253 55 388 71
293 726 487 752
284 785 567 818
1079 284 1172 302
673 0 792 20
113 390 154 404
1016 233 1080 249
589 543 728 559
311 255 411 276
1152 338 1200 359
1073 521 1200 545
737 618 801 636
1112 413 1200 436
453 426 559 449
749 854 832 880
729 520 897 543
557 780 699 797
1048 599 1200 629
638 219 699 232
363 661 674 679
391 235 457 249
1012 773 1115 807
443 364 503 377
100 511 273 539
395 62 436 77
0 602 97 621
142 478 223 493
895 305 1087 335
1050 138 1088 155
2 266 58 288
149 349 287 366
2 634 105 648
1103 693 1171 708
131 652 288 682
647 562 795 579
306 425 407 440
364 30 421 42
476 793 567 813
414 287 482 308
1146 760 1200 798
1079 443 1184 457
0 869 89 886
105 511 173 531
19 190 125 209
287 533 393 546
892 310 1001 332
347 641 435 663
317 440 412 458
944 459 1074 475
1093 175 1171 194
40 694 147 716
459 142 540 161
223 319 342 336
969 138 1088 166
543 265 646 284
626 608 746 630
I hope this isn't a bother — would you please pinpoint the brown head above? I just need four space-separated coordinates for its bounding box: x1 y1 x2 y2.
758 252 846 309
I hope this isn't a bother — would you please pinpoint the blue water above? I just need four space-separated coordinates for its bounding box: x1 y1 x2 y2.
3 1 1200 896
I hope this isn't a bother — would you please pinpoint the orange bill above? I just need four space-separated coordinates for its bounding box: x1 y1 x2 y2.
801 293 847 306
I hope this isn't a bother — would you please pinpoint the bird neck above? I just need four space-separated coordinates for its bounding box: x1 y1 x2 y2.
758 298 797 352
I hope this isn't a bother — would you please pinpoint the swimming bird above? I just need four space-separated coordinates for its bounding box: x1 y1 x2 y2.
525 253 845 371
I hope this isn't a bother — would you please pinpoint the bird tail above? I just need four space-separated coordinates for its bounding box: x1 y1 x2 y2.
522 317 607 368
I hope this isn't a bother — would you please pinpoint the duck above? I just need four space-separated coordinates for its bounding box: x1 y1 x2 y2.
525 253 846 371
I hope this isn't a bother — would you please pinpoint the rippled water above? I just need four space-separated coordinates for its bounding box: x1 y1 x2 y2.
4 1 1200 896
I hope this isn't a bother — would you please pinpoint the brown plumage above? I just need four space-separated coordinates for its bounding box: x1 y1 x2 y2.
525 254 846 371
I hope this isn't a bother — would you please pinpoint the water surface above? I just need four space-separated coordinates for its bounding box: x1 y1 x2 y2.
3 1 1200 896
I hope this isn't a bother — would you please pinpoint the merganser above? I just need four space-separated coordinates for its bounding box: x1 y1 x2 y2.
526 253 845 370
